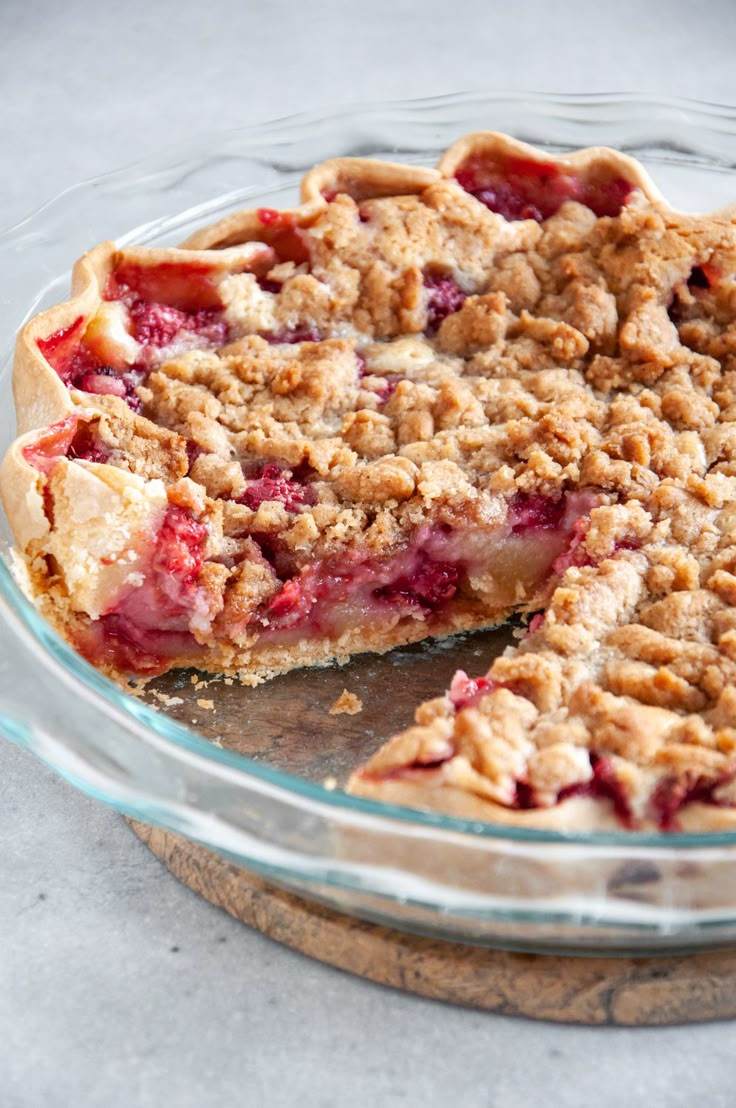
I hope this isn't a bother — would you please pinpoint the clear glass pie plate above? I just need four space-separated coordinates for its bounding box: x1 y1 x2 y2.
6 92 736 956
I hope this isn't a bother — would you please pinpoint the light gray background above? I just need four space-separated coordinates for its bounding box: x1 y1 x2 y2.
3 1 736 1105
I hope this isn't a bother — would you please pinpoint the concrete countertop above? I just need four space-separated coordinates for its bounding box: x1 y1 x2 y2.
3 1 736 1104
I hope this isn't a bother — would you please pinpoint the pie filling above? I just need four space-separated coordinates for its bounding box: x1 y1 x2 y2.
37 268 232 413
453 152 635 221
23 414 597 675
11 135 736 832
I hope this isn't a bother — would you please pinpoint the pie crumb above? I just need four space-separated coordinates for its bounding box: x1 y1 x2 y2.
196 698 215 710
329 689 363 716
152 691 184 707
323 776 338 791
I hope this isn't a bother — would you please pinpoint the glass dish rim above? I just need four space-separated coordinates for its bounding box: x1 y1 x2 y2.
4 89 736 854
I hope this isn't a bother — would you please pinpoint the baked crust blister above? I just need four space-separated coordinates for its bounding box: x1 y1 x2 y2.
5 132 736 832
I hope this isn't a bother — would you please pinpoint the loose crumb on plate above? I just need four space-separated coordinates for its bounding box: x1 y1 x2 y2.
329 689 363 716
152 691 184 707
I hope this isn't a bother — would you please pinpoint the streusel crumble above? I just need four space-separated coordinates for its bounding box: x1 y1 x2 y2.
5 132 736 830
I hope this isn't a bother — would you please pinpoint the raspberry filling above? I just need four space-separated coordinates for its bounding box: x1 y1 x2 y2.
76 505 208 674
37 329 144 412
238 463 316 512
21 413 111 471
373 552 460 608
508 491 567 532
456 156 633 221
254 209 311 266
129 300 228 349
424 274 467 333
106 261 224 312
448 670 496 711
21 415 81 473
256 548 456 639
38 265 230 411
557 756 633 827
357 355 403 404
37 317 87 376
649 774 734 832
255 490 596 643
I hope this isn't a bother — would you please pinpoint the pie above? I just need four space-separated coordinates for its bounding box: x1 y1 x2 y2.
5 132 736 832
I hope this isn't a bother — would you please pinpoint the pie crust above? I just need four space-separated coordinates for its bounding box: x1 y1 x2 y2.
5 132 736 832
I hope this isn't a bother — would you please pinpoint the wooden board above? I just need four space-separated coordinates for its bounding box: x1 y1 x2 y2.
128 819 736 1026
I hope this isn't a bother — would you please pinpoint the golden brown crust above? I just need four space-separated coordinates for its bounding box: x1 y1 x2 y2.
12 246 109 436
0 433 50 550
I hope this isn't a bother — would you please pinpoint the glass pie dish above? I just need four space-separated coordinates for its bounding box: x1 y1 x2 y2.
6 92 736 955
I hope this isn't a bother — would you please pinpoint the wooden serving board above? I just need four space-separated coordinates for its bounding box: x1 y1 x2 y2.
127 819 736 1025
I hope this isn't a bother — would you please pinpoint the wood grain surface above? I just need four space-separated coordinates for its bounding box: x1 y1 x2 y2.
127 820 736 1026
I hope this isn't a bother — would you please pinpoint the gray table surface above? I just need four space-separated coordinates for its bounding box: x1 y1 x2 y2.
3 1 736 1104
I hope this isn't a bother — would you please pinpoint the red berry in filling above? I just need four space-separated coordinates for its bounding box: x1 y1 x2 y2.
67 423 110 465
130 300 228 349
425 274 466 334
153 505 207 590
374 376 401 404
239 463 314 512
67 359 144 413
456 156 632 222
22 415 80 473
448 670 496 710
508 492 566 533
77 370 127 398
527 612 546 635
583 175 634 219
374 553 460 610
558 755 633 827
257 208 294 229
106 262 223 312
649 773 731 831
265 577 312 626
37 317 86 377
130 301 187 346
473 184 544 222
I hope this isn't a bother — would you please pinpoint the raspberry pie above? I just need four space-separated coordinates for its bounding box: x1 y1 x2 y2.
5 132 736 832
